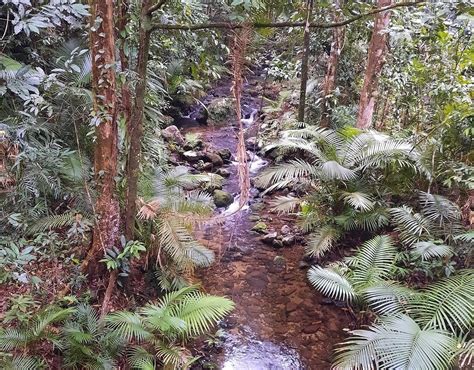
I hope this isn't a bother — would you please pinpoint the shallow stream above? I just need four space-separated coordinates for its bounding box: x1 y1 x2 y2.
183 72 350 369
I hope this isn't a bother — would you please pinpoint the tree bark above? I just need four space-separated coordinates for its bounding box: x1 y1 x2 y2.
320 2 345 128
356 0 392 130
298 0 314 123
124 0 152 240
83 0 120 274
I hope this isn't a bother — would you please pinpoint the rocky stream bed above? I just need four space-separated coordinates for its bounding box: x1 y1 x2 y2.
164 71 351 369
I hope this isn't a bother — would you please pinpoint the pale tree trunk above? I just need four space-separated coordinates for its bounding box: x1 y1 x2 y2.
297 0 314 123
356 0 392 130
320 1 345 128
82 0 120 275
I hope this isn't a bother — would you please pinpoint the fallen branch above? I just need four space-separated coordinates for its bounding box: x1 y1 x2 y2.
151 1 425 31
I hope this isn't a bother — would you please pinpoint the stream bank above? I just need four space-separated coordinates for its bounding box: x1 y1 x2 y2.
174 71 351 369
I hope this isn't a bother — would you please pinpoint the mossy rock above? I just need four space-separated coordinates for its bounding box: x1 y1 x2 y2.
213 190 234 208
207 97 235 122
251 221 267 233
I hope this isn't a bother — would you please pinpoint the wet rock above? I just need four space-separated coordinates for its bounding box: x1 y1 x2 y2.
251 221 267 233
213 190 234 207
161 125 185 145
217 148 232 161
216 168 230 178
249 202 265 212
195 160 213 171
208 97 235 122
272 239 284 248
298 260 311 269
281 225 291 235
245 136 257 149
248 215 261 222
205 151 224 166
282 235 295 246
261 232 277 244
183 150 204 162
201 173 225 192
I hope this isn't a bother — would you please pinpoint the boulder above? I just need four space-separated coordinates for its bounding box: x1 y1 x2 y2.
183 150 204 162
207 97 235 122
248 215 261 222
251 221 267 233
204 151 224 166
161 125 185 145
245 136 257 149
217 148 232 161
213 190 234 207
249 202 265 212
216 168 230 177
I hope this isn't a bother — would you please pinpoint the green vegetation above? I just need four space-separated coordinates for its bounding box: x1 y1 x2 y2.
1 0 472 369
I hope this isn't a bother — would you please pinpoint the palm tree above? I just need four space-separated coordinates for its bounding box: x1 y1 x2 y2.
107 285 234 369
257 125 426 257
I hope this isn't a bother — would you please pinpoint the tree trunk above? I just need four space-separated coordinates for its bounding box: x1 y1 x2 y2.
320 2 345 128
124 1 152 240
297 0 314 123
356 0 392 130
82 0 119 274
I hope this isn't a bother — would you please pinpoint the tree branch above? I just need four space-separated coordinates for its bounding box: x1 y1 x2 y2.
147 0 168 15
151 1 425 31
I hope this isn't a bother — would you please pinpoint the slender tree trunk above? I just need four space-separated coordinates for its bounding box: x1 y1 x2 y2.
297 0 314 123
124 0 152 240
356 0 392 129
82 0 119 274
320 2 345 128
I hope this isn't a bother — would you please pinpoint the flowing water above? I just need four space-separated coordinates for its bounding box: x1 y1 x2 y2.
183 74 350 369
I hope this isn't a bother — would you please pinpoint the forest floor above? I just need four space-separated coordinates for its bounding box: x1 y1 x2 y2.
183 71 352 369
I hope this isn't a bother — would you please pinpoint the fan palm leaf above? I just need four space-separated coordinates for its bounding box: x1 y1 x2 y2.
411 271 474 333
307 266 356 302
305 225 340 257
410 241 453 261
334 314 457 370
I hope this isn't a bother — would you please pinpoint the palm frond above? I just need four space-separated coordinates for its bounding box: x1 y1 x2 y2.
419 192 461 227
412 271 474 333
308 266 356 302
269 195 301 213
390 206 432 245
319 160 357 181
106 312 151 342
334 314 457 370
305 225 340 257
127 346 156 370
348 235 397 288
342 191 375 211
411 241 453 261
255 159 317 192
362 282 417 316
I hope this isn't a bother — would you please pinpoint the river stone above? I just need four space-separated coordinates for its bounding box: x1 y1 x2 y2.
261 232 277 244
281 225 291 235
204 151 224 166
217 148 232 161
245 136 257 149
216 168 230 177
248 215 260 222
272 239 284 248
161 125 185 145
195 160 212 171
183 150 204 162
213 190 234 207
249 202 265 212
251 221 267 233
282 235 295 246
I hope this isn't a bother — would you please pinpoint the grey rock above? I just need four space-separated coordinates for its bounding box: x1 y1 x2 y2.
282 235 295 246
261 232 278 244
217 148 232 161
204 151 224 166
161 125 185 145
281 225 291 235
216 168 230 178
213 190 234 208
183 150 204 162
